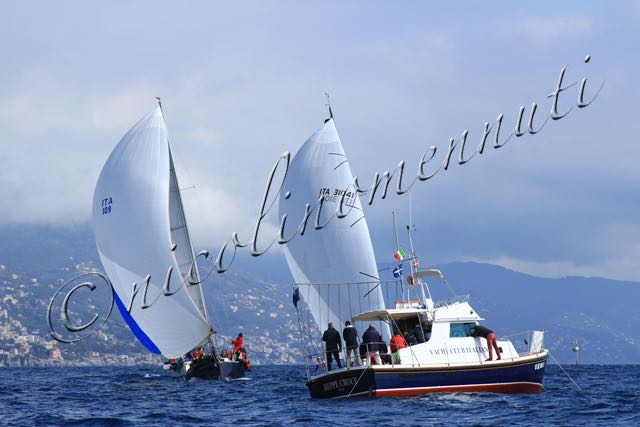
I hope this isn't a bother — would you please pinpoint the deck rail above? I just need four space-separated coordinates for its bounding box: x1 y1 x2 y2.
304 341 402 378
500 330 545 355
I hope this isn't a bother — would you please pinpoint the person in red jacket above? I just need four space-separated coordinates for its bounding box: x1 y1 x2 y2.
231 332 243 359
390 330 407 364
237 347 251 371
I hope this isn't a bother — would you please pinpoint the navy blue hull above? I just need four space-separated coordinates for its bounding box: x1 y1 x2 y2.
307 354 548 398
185 357 246 381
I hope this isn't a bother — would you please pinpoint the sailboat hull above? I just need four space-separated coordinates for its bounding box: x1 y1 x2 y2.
306 352 548 398
184 356 246 381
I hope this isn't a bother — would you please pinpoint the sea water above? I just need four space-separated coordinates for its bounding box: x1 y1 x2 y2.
0 365 638 426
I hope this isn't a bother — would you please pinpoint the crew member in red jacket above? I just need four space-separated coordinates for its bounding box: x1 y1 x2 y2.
231 332 243 359
390 330 407 363
192 347 204 360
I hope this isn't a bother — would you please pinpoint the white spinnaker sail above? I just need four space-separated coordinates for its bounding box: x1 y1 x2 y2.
279 118 390 340
92 107 210 358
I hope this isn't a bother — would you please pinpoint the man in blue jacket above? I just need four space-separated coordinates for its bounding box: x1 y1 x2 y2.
362 324 383 365
342 321 360 368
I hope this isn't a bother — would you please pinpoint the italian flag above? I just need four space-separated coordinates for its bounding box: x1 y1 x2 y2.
393 247 406 262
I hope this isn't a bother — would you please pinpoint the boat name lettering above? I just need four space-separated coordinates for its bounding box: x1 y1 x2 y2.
534 362 545 370
322 377 357 392
429 346 487 355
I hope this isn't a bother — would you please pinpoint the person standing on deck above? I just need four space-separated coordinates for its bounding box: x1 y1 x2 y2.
232 332 243 359
362 324 383 365
343 321 360 368
470 325 501 361
390 330 407 364
322 322 342 371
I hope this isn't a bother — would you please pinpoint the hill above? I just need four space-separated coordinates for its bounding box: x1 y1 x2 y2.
0 224 638 365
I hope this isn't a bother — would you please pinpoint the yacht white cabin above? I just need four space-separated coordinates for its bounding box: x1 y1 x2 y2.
302 273 550 398
352 296 541 367
300 267 547 378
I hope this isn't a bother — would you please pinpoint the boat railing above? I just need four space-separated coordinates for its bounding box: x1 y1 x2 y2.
293 279 409 311
434 294 469 308
500 330 546 355
304 341 402 378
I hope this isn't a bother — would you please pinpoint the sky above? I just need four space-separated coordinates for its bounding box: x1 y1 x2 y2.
1 1 639 281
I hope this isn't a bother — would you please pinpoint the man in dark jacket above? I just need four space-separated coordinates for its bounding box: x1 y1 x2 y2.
470 325 501 361
342 321 360 367
322 322 342 371
362 324 382 365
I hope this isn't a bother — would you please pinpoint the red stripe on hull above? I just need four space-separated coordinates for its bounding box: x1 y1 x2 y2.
375 382 542 397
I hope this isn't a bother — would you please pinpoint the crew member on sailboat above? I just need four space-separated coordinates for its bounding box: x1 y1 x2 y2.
343 321 360 368
322 323 342 371
232 332 243 358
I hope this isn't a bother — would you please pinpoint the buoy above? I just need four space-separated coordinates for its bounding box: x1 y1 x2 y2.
572 339 580 366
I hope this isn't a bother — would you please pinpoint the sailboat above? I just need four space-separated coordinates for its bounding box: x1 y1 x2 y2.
281 109 548 398
278 108 390 378
91 101 246 380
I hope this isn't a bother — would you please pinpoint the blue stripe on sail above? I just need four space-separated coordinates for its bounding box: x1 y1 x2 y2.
113 289 162 354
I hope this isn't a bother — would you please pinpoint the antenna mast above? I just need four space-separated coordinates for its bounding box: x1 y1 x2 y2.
406 195 427 302
391 211 407 300
408 194 417 273
392 210 399 252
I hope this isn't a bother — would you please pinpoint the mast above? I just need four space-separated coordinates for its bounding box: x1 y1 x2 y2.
392 210 400 252
406 195 430 303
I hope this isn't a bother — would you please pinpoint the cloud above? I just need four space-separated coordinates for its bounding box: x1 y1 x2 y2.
178 176 280 250
89 85 160 131
476 254 640 283
459 221 640 282
513 15 593 45
0 2 638 283
0 71 91 134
